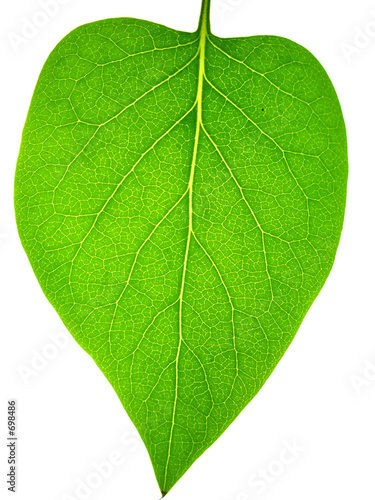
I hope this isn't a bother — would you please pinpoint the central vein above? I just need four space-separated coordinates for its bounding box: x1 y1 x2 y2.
162 1 209 492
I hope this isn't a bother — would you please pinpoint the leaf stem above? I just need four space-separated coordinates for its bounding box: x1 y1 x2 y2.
198 0 211 33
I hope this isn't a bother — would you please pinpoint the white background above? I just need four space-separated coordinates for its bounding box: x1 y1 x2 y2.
1 0 375 499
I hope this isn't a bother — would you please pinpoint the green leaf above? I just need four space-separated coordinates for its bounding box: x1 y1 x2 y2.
14 0 347 494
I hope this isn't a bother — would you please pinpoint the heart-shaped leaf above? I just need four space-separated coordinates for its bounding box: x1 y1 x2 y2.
15 0 347 494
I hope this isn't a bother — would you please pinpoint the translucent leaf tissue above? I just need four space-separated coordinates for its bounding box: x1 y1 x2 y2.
14 0 348 494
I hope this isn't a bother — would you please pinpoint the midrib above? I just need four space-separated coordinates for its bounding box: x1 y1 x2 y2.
162 2 209 493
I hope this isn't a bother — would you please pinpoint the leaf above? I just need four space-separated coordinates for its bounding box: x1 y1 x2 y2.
14 0 348 494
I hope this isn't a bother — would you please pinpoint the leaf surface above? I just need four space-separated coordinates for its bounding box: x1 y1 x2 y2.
14 0 347 493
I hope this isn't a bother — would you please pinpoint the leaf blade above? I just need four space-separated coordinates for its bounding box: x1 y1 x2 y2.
15 2 347 494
